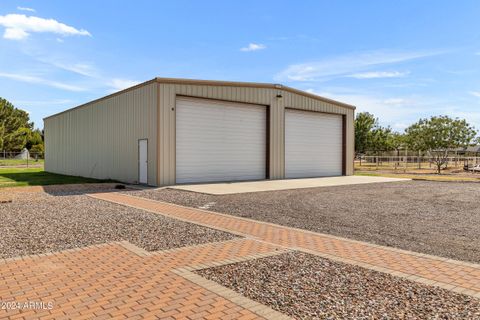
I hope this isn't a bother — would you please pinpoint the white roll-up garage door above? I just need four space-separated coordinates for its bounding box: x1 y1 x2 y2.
176 97 266 183
285 109 343 178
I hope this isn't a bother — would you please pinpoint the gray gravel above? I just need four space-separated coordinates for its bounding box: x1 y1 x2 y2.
127 180 480 264
0 193 237 259
197 251 480 319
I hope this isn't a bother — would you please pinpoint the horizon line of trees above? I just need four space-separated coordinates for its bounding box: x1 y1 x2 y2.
0 97 44 154
1 94 479 173
355 112 480 173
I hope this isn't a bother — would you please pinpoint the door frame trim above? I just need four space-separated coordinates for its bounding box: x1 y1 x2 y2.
174 95 269 183
265 105 271 179
342 115 346 175
284 108 346 177
138 138 148 185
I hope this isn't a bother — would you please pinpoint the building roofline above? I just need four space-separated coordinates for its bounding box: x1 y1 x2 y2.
154 77 356 110
44 77 355 121
43 78 158 121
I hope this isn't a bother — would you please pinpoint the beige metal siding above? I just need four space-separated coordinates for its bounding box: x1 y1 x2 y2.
157 82 354 186
45 78 353 187
45 82 157 185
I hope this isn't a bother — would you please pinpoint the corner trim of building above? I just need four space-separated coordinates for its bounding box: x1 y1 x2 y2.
156 82 161 186
266 105 271 179
342 114 347 176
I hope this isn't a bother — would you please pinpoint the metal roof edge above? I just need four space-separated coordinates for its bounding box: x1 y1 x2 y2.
155 77 356 110
43 78 157 121
43 77 356 122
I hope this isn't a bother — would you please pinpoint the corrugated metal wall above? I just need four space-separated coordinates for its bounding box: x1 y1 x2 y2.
45 79 353 187
157 82 354 186
44 82 157 184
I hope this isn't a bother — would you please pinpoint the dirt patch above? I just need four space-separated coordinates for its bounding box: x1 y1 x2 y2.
128 180 480 263
197 251 480 319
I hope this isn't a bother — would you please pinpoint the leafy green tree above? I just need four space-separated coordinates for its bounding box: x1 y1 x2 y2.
30 143 44 158
354 112 377 154
369 126 393 152
387 132 406 167
474 136 480 145
405 116 477 173
26 128 44 158
26 128 43 148
355 112 394 155
0 98 34 151
387 132 405 153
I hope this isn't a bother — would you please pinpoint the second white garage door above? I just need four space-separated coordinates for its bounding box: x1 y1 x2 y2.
285 109 343 178
176 97 267 183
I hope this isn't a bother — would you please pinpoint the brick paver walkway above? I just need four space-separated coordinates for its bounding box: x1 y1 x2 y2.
1 238 289 319
1 190 479 319
91 193 480 297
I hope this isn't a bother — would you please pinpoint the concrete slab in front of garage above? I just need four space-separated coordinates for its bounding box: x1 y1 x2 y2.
169 175 410 195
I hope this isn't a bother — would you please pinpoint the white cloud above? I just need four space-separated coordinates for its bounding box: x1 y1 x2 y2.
305 88 440 129
383 98 409 105
108 78 141 92
43 60 97 77
0 14 91 40
470 91 480 98
305 86 480 131
4 27 28 39
0 72 86 91
392 122 409 130
17 6 36 12
347 71 410 79
59 63 97 77
240 43 266 52
23 49 99 77
275 50 441 81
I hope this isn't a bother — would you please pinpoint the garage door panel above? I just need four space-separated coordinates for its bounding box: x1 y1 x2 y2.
285 110 342 178
176 98 266 183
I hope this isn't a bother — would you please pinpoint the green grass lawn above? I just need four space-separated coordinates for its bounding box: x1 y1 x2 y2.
0 168 112 188
0 158 44 166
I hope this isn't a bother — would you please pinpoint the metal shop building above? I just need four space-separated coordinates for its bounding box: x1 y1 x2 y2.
44 78 355 186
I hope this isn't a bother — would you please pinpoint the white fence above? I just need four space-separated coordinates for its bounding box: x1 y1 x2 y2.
0 150 44 168
356 155 480 170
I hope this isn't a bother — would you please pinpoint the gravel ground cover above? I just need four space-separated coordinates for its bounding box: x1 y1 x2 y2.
0 192 237 259
197 251 480 319
127 180 480 263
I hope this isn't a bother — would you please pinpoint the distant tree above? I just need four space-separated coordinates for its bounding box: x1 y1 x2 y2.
405 116 477 173
474 136 480 145
386 132 406 167
30 143 44 158
0 97 35 151
26 128 44 156
369 125 393 152
354 112 377 155
355 112 395 155
387 132 405 153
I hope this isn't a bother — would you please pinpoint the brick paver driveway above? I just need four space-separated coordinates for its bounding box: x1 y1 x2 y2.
1 191 479 319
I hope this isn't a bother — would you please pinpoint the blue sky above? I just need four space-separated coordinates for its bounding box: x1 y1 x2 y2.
0 1 479 131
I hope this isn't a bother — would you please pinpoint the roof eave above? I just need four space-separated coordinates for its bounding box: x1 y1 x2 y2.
154 77 356 110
